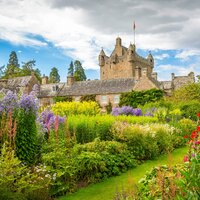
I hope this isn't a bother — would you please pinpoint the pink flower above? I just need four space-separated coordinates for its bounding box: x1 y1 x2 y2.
183 155 189 162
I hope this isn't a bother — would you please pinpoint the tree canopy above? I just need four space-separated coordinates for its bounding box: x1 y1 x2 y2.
74 60 87 81
67 61 74 76
49 67 60 83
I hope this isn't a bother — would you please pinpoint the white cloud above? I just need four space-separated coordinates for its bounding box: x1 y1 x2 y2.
0 0 200 71
175 49 200 60
154 53 169 60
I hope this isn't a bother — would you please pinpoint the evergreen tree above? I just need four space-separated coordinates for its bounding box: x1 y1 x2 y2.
68 61 74 76
74 60 87 81
21 60 36 75
49 67 60 83
4 51 20 78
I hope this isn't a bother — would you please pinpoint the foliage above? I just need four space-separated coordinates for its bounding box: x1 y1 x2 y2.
111 122 181 161
68 61 74 76
80 94 96 102
74 60 87 81
119 89 164 108
49 67 60 83
42 139 76 196
52 101 100 116
0 143 51 200
21 60 41 82
73 139 137 183
53 96 73 103
15 93 40 165
171 81 200 102
67 115 158 144
1 51 41 80
105 101 112 114
179 101 200 121
115 114 200 200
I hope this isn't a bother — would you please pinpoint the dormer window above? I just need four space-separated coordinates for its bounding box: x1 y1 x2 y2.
52 85 59 92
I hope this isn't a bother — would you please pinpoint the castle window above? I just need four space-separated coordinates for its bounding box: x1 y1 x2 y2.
114 95 120 103
101 95 107 104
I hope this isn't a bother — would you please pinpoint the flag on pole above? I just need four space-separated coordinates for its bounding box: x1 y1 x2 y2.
133 21 136 30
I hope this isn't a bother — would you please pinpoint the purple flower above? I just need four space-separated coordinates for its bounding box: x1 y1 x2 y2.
111 106 142 116
0 91 18 113
38 110 66 132
19 93 38 114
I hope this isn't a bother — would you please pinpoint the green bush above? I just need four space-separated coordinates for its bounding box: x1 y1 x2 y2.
111 122 180 161
0 143 51 200
67 115 158 143
73 139 136 182
180 101 200 121
119 89 164 108
16 109 39 164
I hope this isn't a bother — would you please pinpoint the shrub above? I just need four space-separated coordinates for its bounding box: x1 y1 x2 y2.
15 94 40 164
80 94 96 102
53 96 73 102
52 101 100 116
42 139 76 196
180 101 200 121
111 122 180 161
0 143 51 200
67 115 158 143
119 89 164 107
73 139 136 182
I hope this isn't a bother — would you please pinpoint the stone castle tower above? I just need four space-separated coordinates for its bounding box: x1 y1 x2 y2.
98 37 156 80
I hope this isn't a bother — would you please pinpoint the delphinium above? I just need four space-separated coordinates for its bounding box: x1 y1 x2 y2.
111 106 142 116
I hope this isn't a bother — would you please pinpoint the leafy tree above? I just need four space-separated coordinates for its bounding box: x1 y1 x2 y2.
49 67 60 83
68 61 74 76
21 60 41 81
74 60 86 81
0 65 5 78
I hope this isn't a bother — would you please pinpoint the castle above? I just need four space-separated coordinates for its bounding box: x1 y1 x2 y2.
0 37 195 107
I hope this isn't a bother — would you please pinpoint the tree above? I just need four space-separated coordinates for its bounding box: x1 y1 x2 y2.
49 67 60 83
21 60 36 75
74 60 86 81
68 61 74 76
3 51 20 78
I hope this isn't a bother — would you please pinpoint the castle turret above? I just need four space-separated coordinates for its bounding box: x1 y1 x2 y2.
127 43 135 62
99 49 106 67
147 52 154 66
116 37 122 47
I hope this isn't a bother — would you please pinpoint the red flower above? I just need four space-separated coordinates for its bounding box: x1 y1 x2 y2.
197 126 200 132
183 155 189 162
195 140 200 145
191 131 198 139
197 113 200 118
184 135 188 138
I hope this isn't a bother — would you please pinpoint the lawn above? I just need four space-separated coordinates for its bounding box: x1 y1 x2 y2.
59 146 187 200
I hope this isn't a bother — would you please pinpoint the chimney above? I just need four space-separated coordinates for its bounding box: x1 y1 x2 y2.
151 72 157 80
42 74 48 84
67 75 75 86
171 73 175 80
135 66 141 80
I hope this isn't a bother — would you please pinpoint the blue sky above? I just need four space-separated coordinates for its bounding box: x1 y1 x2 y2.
0 0 200 82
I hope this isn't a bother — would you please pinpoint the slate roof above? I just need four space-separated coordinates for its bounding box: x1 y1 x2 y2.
39 78 136 97
7 76 32 88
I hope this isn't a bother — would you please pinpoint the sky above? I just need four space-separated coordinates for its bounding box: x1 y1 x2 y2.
0 0 200 82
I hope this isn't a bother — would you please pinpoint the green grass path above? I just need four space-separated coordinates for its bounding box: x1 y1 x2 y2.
59 147 187 200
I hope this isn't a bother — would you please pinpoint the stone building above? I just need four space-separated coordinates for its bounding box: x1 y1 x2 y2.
38 37 195 107
0 73 39 95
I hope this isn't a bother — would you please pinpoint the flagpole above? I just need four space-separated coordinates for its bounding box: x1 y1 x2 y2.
133 21 136 45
